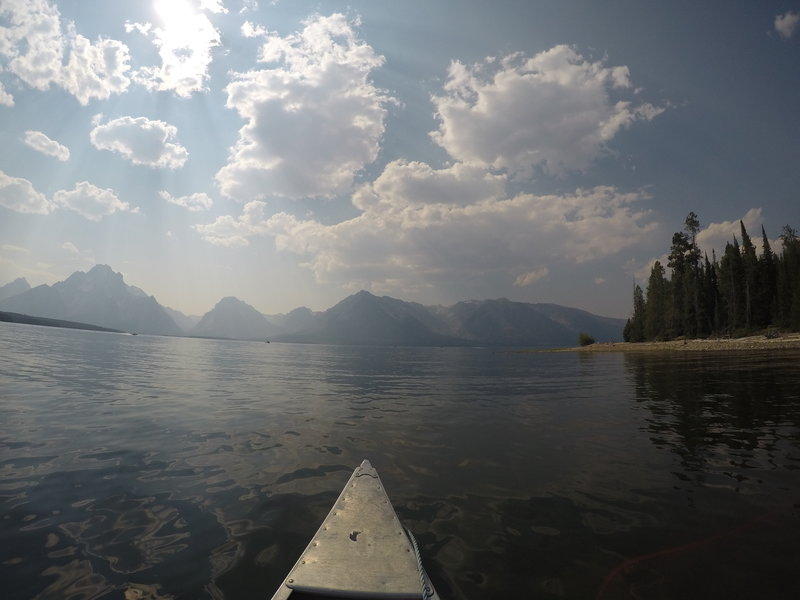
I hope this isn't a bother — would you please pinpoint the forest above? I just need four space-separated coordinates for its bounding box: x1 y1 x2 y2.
624 213 800 342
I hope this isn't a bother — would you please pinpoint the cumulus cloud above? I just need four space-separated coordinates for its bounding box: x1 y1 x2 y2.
696 208 764 256
0 170 52 215
199 0 228 14
23 130 70 160
198 161 656 294
194 200 270 246
0 0 131 105
352 160 506 211
90 116 188 169
159 190 213 211
0 82 14 107
215 13 394 200
125 0 221 97
60 29 131 105
431 45 664 176
53 181 133 221
636 208 770 282
775 11 799 39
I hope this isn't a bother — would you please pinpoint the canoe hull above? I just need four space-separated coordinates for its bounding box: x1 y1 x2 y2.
270 460 439 600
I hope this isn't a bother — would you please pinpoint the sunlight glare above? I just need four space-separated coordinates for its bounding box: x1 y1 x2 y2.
154 0 195 29
153 0 199 51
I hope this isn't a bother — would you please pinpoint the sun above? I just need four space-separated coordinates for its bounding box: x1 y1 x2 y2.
153 0 197 31
152 0 207 59
147 0 220 94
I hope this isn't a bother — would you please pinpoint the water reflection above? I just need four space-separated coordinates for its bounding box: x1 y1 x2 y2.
625 351 800 495
3 323 800 600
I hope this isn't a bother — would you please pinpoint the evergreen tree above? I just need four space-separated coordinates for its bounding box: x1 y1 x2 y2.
624 284 646 342
777 226 800 330
739 221 758 330
684 212 703 335
628 216 798 339
702 253 719 334
644 260 669 339
667 231 692 337
758 225 777 326
718 238 745 332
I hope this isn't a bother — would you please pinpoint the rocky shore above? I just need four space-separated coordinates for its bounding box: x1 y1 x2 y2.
561 332 800 353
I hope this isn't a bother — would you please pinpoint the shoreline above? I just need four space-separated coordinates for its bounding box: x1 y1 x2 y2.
550 333 800 352
554 333 800 353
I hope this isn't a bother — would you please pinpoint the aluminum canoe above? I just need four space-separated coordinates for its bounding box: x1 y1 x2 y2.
270 459 440 600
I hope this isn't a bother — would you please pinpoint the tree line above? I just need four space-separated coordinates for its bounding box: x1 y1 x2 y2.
624 212 800 341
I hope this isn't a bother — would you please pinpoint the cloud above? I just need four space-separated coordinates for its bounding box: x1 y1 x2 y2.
53 181 134 220
60 28 131 105
23 130 70 160
199 161 656 295
125 0 222 97
159 190 213 211
636 208 769 282
352 160 507 211
0 82 14 106
696 208 764 256
775 11 799 39
0 170 52 215
215 13 394 200
431 45 664 176
194 200 270 246
514 267 550 287
0 0 131 105
61 241 80 254
199 0 228 14
90 116 188 169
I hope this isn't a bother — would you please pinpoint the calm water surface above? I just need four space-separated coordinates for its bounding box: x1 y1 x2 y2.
1 322 799 599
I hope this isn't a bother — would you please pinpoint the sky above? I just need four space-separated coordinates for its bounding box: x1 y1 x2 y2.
1 0 798 318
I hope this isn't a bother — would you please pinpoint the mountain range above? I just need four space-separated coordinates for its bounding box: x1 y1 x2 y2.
0 265 625 347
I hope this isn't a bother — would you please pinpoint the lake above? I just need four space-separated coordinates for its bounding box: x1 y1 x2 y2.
1 322 799 599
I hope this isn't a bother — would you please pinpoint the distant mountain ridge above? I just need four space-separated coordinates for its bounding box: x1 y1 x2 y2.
0 265 181 336
272 291 624 347
0 277 30 302
0 265 625 346
192 296 279 340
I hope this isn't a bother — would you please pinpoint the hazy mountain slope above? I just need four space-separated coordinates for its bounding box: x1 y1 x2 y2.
192 296 279 340
0 277 30 302
163 306 201 332
533 303 625 342
0 265 181 335
274 292 624 347
0 269 625 345
440 298 576 346
275 290 463 345
268 306 318 334
0 283 66 319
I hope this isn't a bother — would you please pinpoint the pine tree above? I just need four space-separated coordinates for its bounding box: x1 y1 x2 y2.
667 231 692 337
624 284 646 342
702 253 719 334
684 212 703 335
758 225 777 327
644 261 669 340
739 221 758 330
628 216 798 338
777 226 800 330
718 238 745 333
